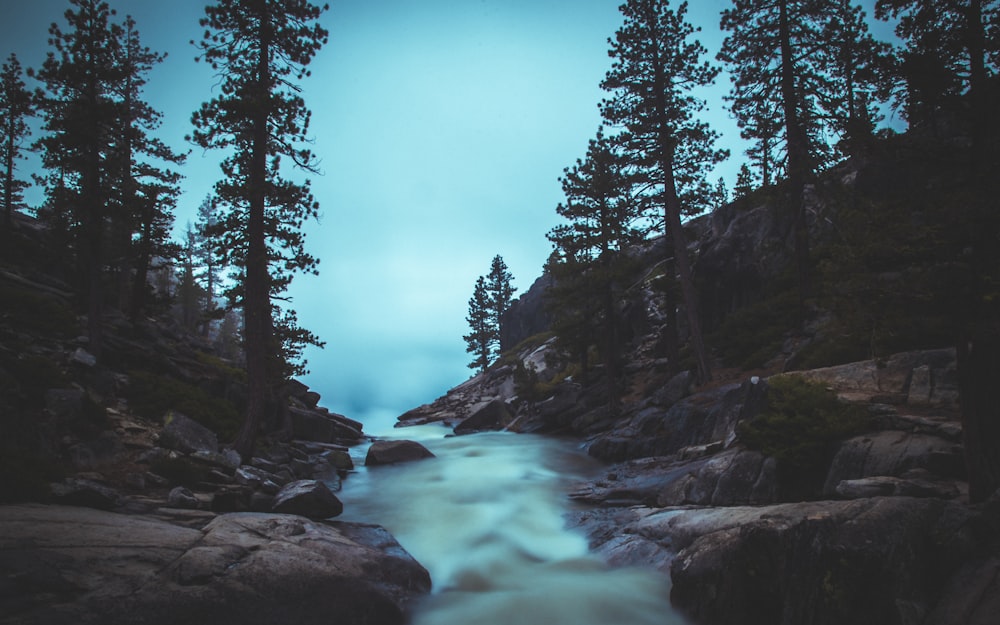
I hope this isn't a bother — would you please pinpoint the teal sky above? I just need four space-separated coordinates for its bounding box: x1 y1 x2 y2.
1 0 892 432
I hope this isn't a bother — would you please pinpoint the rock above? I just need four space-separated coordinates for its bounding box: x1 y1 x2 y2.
823 430 965 496
302 391 322 408
321 449 354 471
651 370 694 407
271 479 343 519
211 486 251 513
365 440 435 466
44 388 85 423
787 348 957 406
49 477 120 510
588 377 768 462
0 504 431 625
834 475 961 499
289 406 363 444
454 399 510 435
68 431 123 470
70 347 97 367
665 497 983 625
158 410 218 454
167 486 201 509
189 448 242 472
570 448 778 508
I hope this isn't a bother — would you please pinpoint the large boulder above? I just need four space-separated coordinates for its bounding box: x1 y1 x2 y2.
570 448 778 508
662 497 986 625
823 430 965 496
365 440 435 466
588 377 768 462
289 406 363 444
453 399 511 435
271 479 343 519
159 410 218 454
0 504 430 625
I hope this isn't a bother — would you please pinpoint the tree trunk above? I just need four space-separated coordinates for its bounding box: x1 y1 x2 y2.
234 13 273 460
778 0 811 318
662 154 711 383
957 329 1000 502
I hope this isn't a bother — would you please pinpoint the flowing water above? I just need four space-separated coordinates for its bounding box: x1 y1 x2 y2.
334 425 690 625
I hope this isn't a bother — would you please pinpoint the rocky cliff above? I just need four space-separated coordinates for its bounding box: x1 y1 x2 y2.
0 213 430 624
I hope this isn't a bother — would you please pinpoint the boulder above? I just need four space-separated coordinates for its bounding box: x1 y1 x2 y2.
271 479 343 519
0 504 431 625
453 399 510 435
664 497 984 625
159 411 218 454
289 406 363 444
167 486 201 509
823 430 965 496
569 448 778 508
588 377 768 462
49 477 120 510
365 440 435 466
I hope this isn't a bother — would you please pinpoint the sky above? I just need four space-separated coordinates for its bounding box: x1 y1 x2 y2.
2 0 894 433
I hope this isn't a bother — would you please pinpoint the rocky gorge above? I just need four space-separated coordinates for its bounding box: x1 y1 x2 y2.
394 155 1000 624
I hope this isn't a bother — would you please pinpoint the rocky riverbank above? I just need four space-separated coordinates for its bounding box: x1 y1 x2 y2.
396 333 999 624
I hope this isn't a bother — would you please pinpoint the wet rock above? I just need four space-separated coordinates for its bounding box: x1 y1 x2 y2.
190 448 241 472
834 474 961 499
588 377 767 462
271 479 343 519
454 399 510 435
49 477 120 510
365 440 435 466
289 406 363 444
666 497 982 625
159 411 218 454
0 504 431 625
823 430 965 496
167 486 200 509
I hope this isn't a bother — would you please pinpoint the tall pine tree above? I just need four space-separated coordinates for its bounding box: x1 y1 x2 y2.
1 54 32 232
33 0 124 358
547 128 644 404
600 0 726 383
464 276 493 374
191 0 328 458
486 254 516 359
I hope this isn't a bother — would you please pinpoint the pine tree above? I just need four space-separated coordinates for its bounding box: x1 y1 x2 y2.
547 128 644 402
194 195 223 336
32 0 125 358
816 0 892 156
600 0 726 383
0 53 32 232
734 163 754 200
111 15 185 313
191 0 329 458
719 0 835 314
464 276 493 374
486 254 516 358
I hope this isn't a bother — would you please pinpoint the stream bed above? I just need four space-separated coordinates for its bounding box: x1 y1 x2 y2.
334 425 690 625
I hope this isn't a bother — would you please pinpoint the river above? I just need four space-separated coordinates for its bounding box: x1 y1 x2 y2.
334 424 690 625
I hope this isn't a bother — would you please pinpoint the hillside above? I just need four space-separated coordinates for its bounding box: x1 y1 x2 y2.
396 135 1000 624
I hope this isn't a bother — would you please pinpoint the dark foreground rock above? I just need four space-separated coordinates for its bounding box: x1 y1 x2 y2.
580 497 993 625
271 479 343 519
0 503 431 625
365 440 435 466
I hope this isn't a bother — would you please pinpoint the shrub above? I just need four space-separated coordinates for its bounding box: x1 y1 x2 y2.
739 376 872 496
128 371 241 440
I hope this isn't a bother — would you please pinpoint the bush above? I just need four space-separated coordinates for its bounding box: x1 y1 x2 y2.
739 376 872 497
128 371 241 440
0 283 77 342
710 290 800 370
